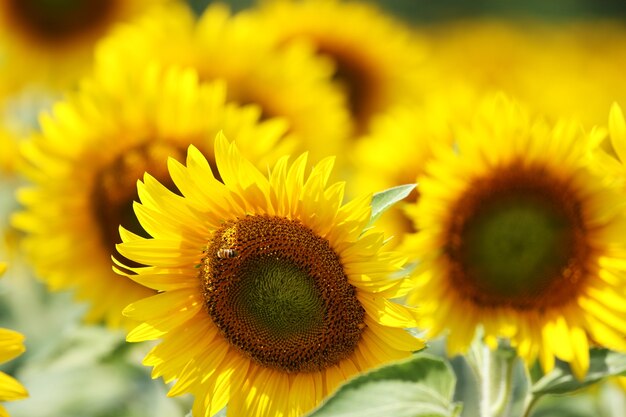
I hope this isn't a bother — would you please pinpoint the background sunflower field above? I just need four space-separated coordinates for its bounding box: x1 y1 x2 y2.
1 1 626 417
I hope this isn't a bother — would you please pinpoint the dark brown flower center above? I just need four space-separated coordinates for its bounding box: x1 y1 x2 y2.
445 162 591 310
316 41 380 134
4 0 114 45
91 143 186 267
200 215 365 373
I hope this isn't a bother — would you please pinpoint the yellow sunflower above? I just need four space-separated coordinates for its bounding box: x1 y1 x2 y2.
597 103 626 392
95 1 351 162
254 0 428 134
12 63 292 330
0 263 28 416
349 98 473 247
116 134 423 417
404 96 626 379
0 40 22 98
0 93 20 177
0 0 167 88
0 128 19 175
0 86 58 177
0 122 22 256
424 19 626 129
594 103 626 182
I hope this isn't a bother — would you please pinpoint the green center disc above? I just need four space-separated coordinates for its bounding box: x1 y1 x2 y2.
236 255 325 339
461 197 573 300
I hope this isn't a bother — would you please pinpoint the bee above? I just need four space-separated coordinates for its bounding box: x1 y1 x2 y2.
217 248 238 259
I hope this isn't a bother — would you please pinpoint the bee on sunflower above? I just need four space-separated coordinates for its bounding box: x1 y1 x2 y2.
115 134 423 416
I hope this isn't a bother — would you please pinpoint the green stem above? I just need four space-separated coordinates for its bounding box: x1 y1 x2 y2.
521 395 540 417
467 340 519 417
490 354 516 416
480 344 492 417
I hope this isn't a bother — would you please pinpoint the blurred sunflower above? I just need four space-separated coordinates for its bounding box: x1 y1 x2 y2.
404 96 626 378
95 2 351 162
0 263 28 415
349 100 466 247
0 128 18 176
0 86 21 178
12 63 292 330
0 0 166 88
0 87 58 177
116 135 423 417
596 103 626 393
594 103 626 182
425 20 626 129
0 41 21 99
0 121 20 256
255 0 428 134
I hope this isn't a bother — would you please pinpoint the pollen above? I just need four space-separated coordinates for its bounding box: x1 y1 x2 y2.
200 215 366 373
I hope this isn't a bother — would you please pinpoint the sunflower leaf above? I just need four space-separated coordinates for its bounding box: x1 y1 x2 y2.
531 348 626 396
368 184 416 227
306 353 462 417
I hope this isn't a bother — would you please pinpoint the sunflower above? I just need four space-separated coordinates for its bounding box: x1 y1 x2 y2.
0 0 166 88
254 0 428 134
0 89 20 176
0 128 19 176
0 39 23 99
0 86 59 177
95 2 351 162
597 103 626 392
0 263 28 415
0 122 22 256
349 98 472 247
594 103 626 183
424 19 626 129
404 96 626 378
12 63 292 330
115 134 423 417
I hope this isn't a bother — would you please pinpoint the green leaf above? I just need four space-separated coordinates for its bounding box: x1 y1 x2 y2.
368 184 416 227
532 349 626 396
531 394 605 417
306 353 461 417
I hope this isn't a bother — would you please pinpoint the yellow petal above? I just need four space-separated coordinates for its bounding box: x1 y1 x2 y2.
0 372 27 401
357 293 419 328
568 325 589 380
609 103 626 163
0 329 25 364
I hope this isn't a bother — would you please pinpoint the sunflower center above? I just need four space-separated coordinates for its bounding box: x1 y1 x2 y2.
446 163 590 309
315 42 379 133
200 215 365 373
91 142 185 267
5 0 113 44
237 256 325 338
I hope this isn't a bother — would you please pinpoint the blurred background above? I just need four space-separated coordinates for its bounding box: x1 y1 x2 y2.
192 0 626 19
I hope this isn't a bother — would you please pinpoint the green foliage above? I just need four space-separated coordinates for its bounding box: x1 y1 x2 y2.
306 353 462 417
368 184 416 228
532 349 626 396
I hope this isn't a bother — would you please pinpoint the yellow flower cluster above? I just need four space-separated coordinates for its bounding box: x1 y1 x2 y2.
1 0 626 416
